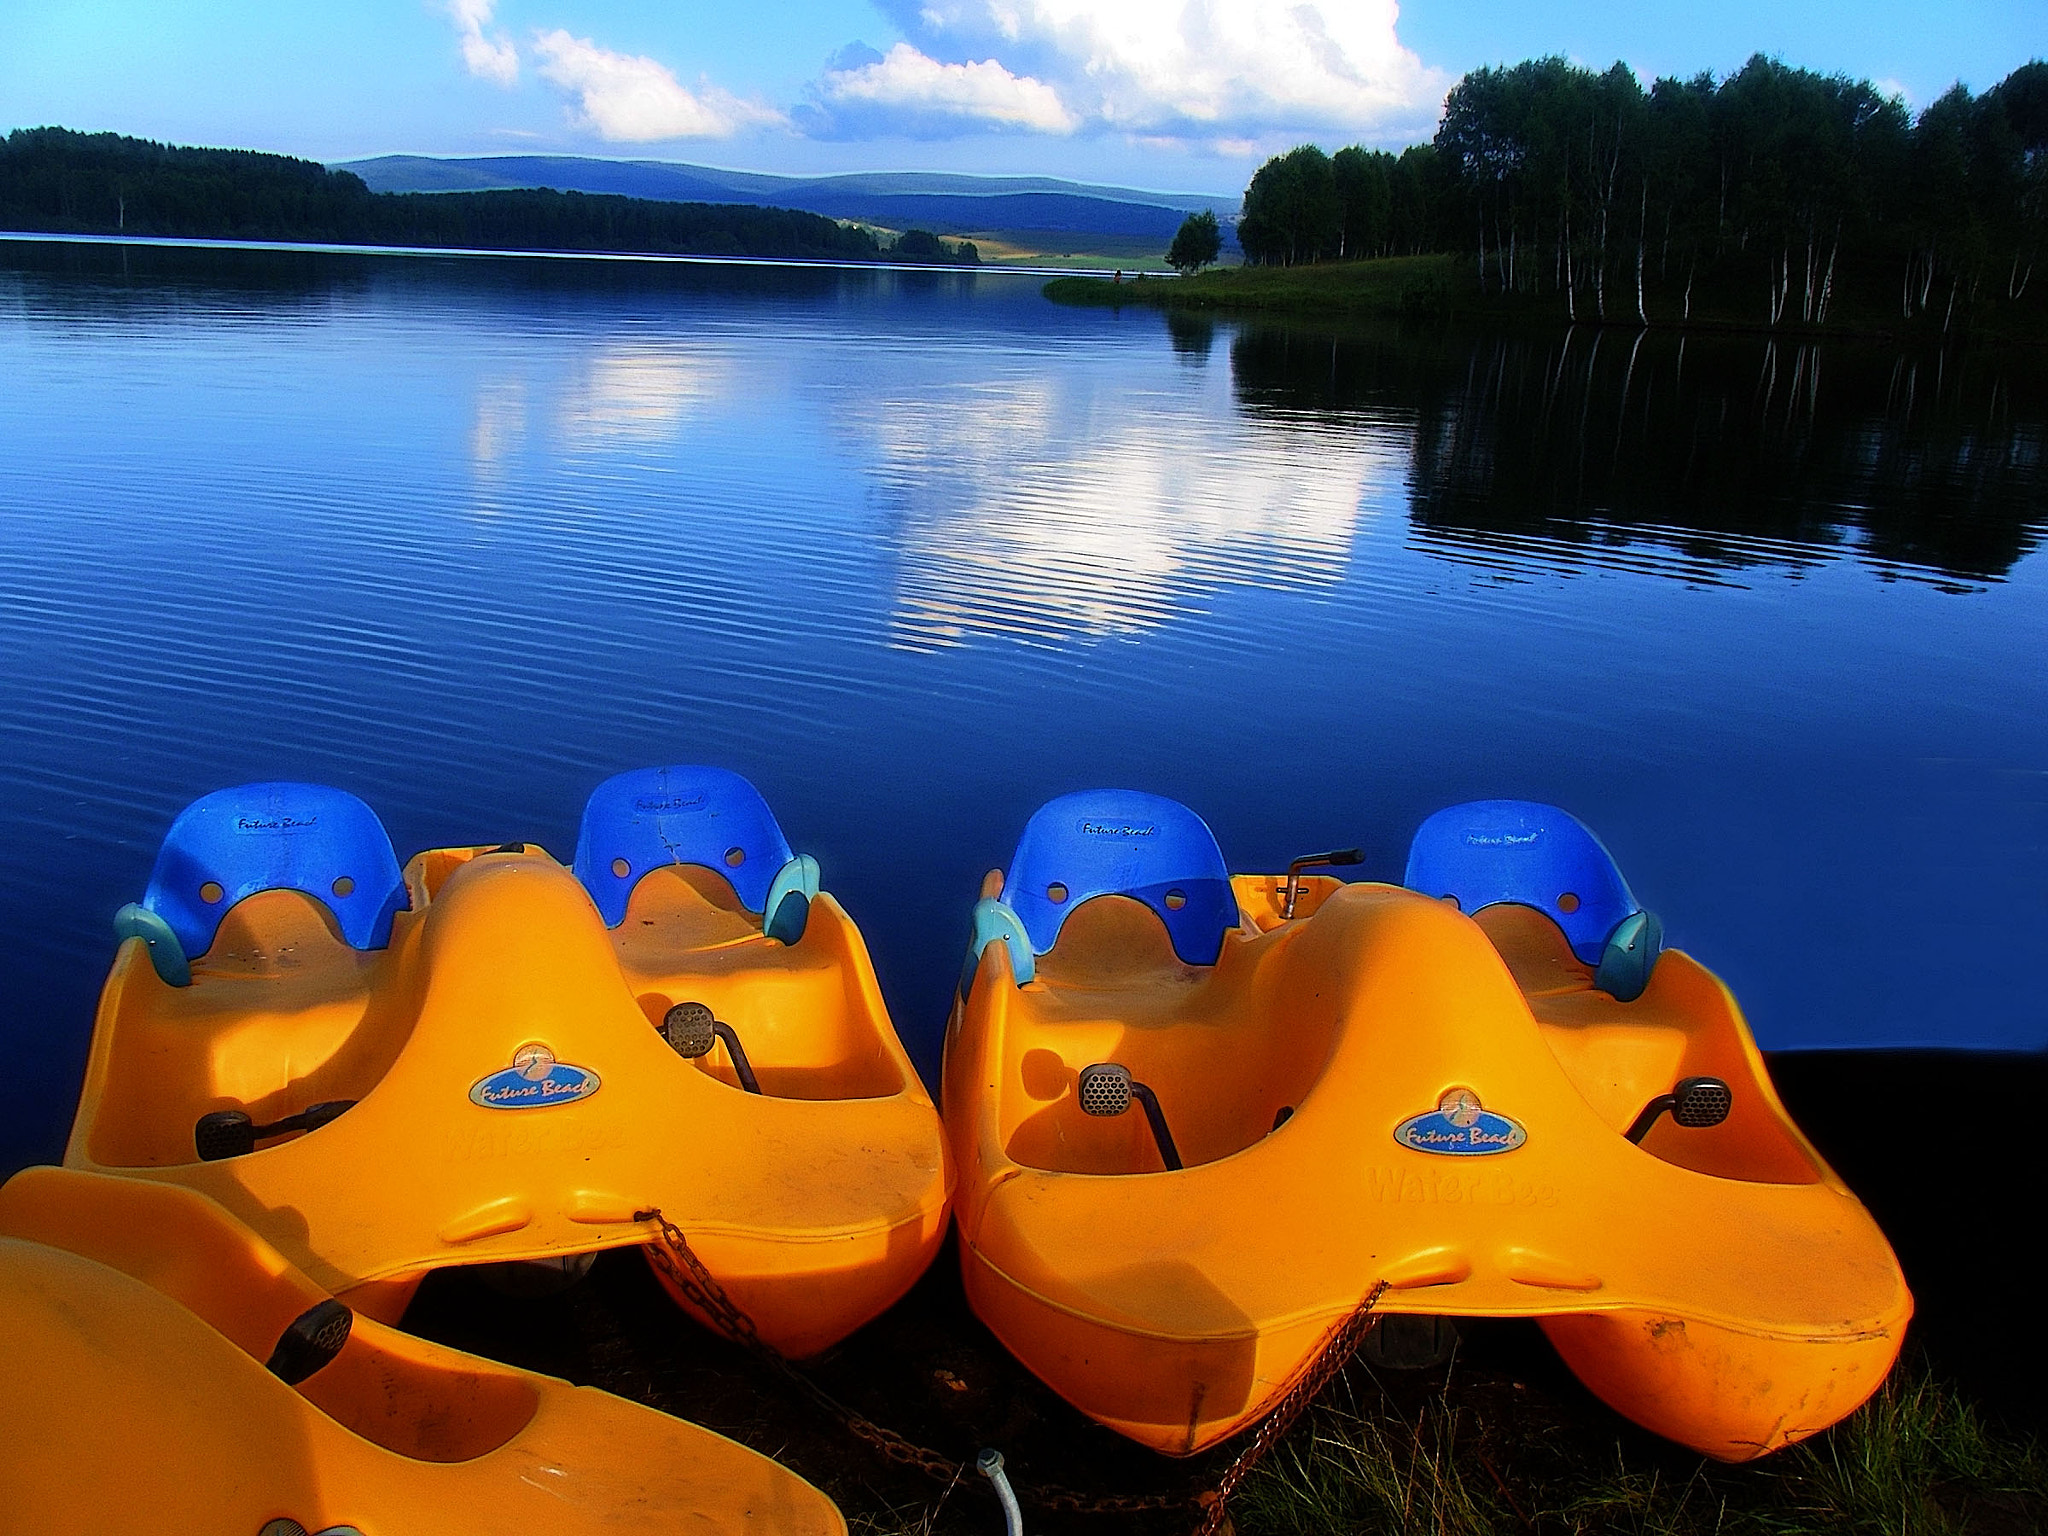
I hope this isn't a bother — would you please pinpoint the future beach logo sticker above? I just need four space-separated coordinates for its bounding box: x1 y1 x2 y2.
469 1042 602 1111
1395 1087 1528 1156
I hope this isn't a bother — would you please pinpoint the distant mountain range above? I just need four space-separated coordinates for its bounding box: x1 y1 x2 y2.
335 156 1241 245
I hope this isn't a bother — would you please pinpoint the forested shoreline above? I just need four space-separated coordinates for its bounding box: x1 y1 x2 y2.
0 129 981 265
1180 55 2048 337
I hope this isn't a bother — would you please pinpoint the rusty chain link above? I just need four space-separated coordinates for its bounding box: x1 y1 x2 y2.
636 1207 966 1485
636 1208 1384 1527
1189 1279 1391 1536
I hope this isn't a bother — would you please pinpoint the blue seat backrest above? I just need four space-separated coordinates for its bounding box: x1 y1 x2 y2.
1403 800 1640 965
141 782 406 961
1004 790 1237 967
573 766 795 928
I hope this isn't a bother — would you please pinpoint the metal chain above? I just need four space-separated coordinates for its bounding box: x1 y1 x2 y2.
636 1208 1384 1527
639 1208 1191 1512
1189 1280 1392 1536
636 1207 966 1485
1030 1485 1193 1515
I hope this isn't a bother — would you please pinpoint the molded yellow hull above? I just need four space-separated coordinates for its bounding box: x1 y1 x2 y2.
0 1166 845 1534
66 845 951 1355
944 877 1909 1459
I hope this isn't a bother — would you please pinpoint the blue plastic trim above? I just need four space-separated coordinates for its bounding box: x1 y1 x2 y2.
963 897 1034 998
572 766 796 927
1002 790 1237 967
1404 799 1643 966
139 783 406 962
1593 909 1664 1002
763 854 820 945
113 902 191 988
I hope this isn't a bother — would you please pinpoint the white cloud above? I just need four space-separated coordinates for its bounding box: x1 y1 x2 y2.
532 29 787 141
817 0 1448 147
816 42 1078 135
445 0 518 87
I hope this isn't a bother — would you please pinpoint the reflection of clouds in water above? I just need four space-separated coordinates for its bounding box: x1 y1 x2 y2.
469 377 527 475
554 346 724 448
875 381 1395 649
466 344 727 474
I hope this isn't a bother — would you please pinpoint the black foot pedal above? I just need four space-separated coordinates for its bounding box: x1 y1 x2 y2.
662 1001 718 1057
195 1110 256 1161
1626 1075 1733 1142
661 1002 762 1093
195 1100 357 1161
1076 1063 1182 1170
265 1298 353 1385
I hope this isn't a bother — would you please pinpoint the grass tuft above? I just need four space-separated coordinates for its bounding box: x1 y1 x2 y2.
1236 1395 1509 1534
1772 1372 2046 1536
1230 1360 2045 1536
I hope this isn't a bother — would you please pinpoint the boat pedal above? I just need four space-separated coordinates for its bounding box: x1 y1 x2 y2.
195 1109 257 1162
195 1099 357 1161
661 1002 762 1093
1625 1075 1732 1143
265 1298 353 1385
1077 1063 1133 1117
1670 1076 1733 1127
662 1001 718 1058
1077 1063 1183 1171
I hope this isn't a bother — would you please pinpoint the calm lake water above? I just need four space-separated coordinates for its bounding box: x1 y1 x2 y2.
3 237 2044 1173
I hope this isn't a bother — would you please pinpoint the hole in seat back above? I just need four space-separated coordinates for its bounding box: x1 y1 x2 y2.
573 765 795 927
1004 790 1237 966
1403 799 1639 965
142 782 406 961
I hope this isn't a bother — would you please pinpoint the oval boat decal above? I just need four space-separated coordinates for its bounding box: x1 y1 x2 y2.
1394 1086 1527 1156
469 1042 601 1110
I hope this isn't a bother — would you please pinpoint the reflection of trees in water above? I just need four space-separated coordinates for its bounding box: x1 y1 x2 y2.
0 238 881 322
0 237 376 315
1228 323 2046 585
1165 313 1215 364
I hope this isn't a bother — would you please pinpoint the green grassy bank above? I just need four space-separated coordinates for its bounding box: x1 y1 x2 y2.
1046 254 1468 321
1045 254 2048 343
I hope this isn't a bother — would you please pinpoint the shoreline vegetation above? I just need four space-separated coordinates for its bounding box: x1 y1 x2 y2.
1229 1359 2047 1536
1060 53 2048 342
0 128 984 267
1045 255 2048 342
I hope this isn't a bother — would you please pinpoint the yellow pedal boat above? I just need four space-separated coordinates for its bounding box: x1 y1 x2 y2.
68 769 951 1354
942 792 1910 1460
0 1165 845 1534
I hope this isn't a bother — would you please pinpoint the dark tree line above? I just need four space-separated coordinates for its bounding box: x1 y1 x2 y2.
892 227 981 264
1238 144 1442 265
1236 56 2047 332
0 128 979 265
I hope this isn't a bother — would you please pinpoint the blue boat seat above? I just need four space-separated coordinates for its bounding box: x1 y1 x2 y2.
572 766 817 943
997 790 1238 970
116 782 407 987
1404 799 1662 1001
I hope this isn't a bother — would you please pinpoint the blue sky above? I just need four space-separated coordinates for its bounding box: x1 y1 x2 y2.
3 1 2040 193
